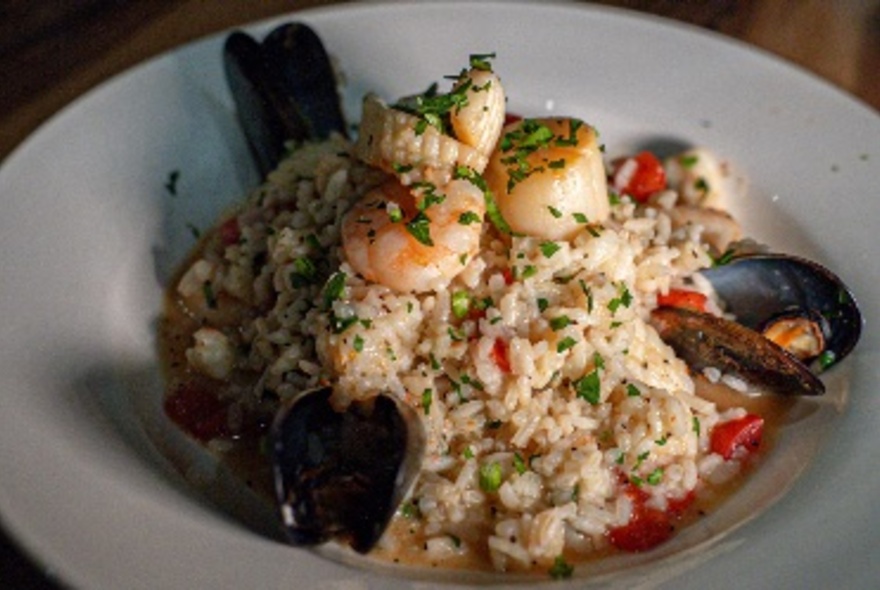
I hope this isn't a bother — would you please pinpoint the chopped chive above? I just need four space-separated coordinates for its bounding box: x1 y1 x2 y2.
452 290 471 319
479 462 503 492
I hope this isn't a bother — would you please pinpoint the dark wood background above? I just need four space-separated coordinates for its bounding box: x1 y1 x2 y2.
1 0 878 587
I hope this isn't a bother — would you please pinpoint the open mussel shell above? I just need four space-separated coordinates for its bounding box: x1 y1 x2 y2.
701 253 862 369
653 252 862 396
224 22 348 175
652 306 826 396
270 386 425 553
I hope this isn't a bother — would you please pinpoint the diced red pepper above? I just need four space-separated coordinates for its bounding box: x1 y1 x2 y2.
218 217 241 246
656 289 708 313
490 338 511 373
501 268 515 285
612 151 667 202
609 505 674 552
164 381 233 442
710 414 764 460
608 483 673 552
504 113 523 126
666 490 696 517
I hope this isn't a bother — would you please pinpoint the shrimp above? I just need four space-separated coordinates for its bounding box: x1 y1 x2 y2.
483 117 610 240
355 67 506 186
342 177 486 293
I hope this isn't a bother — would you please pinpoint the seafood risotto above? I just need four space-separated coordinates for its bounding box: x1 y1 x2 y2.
161 53 782 574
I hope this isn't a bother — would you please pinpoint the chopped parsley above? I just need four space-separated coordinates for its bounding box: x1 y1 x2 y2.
557 336 577 353
537 297 549 312
549 556 574 579
498 119 555 191
680 154 699 168
289 256 317 288
400 501 421 519
574 353 604 404
202 281 217 309
539 241 561 258
626 383 641 397
186 222 200 239
513 452 527 475
646 467 664 485
712 247 736 267
469 52 496 71
549 315 572 331
454 165 515 235
692 416 702 437
406 211 434 246
422 388 433 415
164 169 180 196
392 162 414 174
458 210 482 225
608 283 633 313
547 205 563 218
352 334 364 352
572 212 589 224
330 312 359 334
521 265 538 279
322 272 347 308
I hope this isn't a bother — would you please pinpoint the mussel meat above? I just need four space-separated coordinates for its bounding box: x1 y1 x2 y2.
269 387 425 553
653 252 862 396
224 22 348 176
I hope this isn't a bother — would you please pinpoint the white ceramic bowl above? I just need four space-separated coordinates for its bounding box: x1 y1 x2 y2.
1 2 878 588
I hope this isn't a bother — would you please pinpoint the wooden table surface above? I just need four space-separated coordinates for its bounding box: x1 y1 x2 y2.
1 0 878 587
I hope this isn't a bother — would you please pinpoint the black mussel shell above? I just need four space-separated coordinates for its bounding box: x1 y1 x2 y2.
270 386 423 553
652 306 826 396
224 22 348 175
701 253 862 370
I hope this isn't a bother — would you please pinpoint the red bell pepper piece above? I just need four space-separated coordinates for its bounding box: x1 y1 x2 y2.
656 289 708 313
710 414 764 460
612 151 667 202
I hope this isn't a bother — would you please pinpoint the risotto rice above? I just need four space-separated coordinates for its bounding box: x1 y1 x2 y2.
161 60 770 575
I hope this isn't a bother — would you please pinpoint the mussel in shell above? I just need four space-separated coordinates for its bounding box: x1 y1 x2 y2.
224 22 348 176
653 253 862 396
270 387 425 553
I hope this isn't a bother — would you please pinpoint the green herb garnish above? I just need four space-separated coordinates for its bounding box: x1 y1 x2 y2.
479 462 503 492
549 556 573 579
